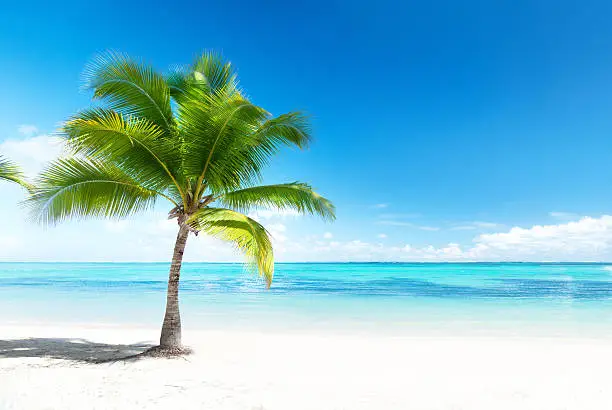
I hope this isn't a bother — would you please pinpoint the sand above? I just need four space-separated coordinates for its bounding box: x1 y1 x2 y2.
1 324 612 409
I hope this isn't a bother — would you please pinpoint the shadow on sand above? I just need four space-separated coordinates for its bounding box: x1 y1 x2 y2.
0 338 155 363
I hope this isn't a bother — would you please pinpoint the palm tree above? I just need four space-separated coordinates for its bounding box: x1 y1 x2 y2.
0 156 28 188
26 52 335 354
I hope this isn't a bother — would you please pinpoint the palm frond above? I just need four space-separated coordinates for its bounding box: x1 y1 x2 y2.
83 51 174 132
166 65 192 103
62 108 183 200
199 111 313 194
166 52 238 104
170 53 314 198
27 157 162 225
0 155 29 188
253 111 312 149
218 182 336 221
187 207 274 286
191 51 239 96
177 92 269 192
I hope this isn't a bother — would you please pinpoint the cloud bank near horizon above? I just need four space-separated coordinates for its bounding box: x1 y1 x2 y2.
2 131 612 263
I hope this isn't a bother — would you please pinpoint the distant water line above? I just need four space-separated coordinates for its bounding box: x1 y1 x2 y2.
1 262 612 337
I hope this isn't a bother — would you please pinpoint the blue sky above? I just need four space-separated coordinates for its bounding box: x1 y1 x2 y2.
2 0 612 262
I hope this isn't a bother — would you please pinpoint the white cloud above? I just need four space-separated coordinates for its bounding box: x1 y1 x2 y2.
146 217 179 236
275 215 612 262
371 203 388 209
466 216 612 261
267 223 287 244
419 226 440 231
473 221 501 228
550 211 580 221
277 238 467 262
378 220 413 227
17 125 39 137
323 232 333 239
450 225 477 231
104 220 129 233
0 234 24 253
450 221 502 231
0 134 64 176
3 212 612 263
377 220 439 231
248 209 301 221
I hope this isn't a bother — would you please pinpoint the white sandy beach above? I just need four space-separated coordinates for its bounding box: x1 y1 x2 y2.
1 324 612 409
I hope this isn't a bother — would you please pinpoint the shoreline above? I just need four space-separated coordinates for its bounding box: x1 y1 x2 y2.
3 317 612 341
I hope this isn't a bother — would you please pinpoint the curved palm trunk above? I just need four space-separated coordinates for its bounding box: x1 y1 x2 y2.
159 224 189 349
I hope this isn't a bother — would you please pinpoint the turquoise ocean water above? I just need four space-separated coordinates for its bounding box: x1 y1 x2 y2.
1 262 612 337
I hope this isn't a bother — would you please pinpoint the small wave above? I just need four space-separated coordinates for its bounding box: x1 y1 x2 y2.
603 266 612 272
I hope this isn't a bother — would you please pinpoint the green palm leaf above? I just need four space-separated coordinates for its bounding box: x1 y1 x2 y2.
192 51 239 95
200 111 313 193
177 97 313 195
0 155 29 188
166 65 193 103
178 92 269 192
218 182 336 221
187 207 274 286
62 108 184 200
28 157 161 224
253 112 312 149
168 52 238 98
83 51 174 133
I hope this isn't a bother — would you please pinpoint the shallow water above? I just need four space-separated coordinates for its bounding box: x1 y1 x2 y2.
1 262 612 337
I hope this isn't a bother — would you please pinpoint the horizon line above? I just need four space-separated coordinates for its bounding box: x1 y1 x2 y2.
1 261 612 265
